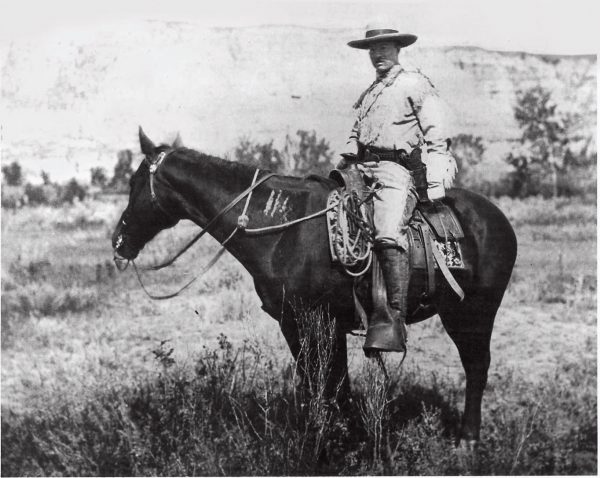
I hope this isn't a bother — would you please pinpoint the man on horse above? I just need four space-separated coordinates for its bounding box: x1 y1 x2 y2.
343 22 457 354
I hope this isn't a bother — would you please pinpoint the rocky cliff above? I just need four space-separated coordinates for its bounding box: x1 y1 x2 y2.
1 22 596 182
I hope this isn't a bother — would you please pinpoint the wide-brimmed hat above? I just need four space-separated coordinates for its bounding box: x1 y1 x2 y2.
348 22 417 49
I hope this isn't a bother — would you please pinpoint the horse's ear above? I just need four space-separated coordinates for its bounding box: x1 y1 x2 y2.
139 126 156 157
172 133 184 149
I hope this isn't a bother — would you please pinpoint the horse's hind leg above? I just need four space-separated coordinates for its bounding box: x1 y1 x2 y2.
438 289 503 446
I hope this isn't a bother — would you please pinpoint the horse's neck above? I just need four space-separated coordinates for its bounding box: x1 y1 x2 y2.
163 153 296 276
175 158 257 226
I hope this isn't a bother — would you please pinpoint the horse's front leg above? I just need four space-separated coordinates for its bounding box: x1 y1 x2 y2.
329 328 351 404
279 312 350 407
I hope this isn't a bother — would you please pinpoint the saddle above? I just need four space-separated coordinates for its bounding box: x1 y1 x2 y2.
327 167 467 322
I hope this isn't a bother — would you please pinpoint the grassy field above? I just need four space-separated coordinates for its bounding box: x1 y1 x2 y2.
1 194 596 475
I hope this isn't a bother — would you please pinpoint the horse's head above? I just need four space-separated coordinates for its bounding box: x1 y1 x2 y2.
111 127 183 270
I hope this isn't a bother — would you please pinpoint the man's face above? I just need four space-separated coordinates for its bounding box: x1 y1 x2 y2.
369 41 400 75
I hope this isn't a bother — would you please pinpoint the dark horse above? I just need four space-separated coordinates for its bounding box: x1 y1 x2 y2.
112 128 517 448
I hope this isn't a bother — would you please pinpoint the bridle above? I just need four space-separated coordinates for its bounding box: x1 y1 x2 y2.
120 149 275 299
140 150 276 272
117 149 339 300
147 150 171 211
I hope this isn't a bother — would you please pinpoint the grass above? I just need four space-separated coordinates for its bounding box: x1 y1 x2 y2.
1 335 596 476
1 195 597 475
1 241 116 347
495 195 597 227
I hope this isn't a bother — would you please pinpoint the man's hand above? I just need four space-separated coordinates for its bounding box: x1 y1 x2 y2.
427 182 445 200
355 161 377 180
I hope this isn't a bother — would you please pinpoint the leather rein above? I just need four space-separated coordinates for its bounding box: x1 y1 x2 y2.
132 150 275 299
131 150 338 300
143 151 276 271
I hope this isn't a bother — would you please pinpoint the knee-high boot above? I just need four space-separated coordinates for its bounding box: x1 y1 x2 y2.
364 246 410 353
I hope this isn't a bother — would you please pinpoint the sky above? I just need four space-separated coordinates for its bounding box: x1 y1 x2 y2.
0 0 598 55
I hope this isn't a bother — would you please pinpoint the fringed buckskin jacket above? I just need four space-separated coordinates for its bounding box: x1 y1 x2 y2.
349 64 457 198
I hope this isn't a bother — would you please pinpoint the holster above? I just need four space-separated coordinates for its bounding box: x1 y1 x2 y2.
401 148 430 203
412 166 430 203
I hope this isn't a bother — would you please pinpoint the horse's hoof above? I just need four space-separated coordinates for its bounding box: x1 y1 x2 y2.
454 439 478 470
457 438 478 453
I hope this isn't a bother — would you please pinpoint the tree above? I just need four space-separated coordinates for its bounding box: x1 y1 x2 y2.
506 85 570 198
514 86 563 144
61 178 88 204
41 171 51 185
90 167 108 188
234 138 285 172
110 150 134 192
2 161 23 186
282 130 333 176
451 134 485 191
452 134 484 168
232 130 333 177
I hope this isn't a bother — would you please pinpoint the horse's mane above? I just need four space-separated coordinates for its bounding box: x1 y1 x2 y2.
164 146 253 176
167 144 337 190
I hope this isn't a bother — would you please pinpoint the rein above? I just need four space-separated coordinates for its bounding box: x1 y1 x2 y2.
142 157 275 271
133 164 264 299
132 155 340 300
133 226 237 300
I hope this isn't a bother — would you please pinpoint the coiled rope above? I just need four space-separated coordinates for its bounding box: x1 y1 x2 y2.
328 185 380 278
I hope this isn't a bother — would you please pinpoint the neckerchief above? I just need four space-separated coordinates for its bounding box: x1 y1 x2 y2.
353 64 404 110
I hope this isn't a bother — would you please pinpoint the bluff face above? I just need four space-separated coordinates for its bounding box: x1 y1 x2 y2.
1 22 596 182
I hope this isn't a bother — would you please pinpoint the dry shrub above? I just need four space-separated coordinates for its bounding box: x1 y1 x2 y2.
2 283 97 317
1 254 117 347
356 358 390 468
1 336 596 476
1 282 99 347
477 358 596 474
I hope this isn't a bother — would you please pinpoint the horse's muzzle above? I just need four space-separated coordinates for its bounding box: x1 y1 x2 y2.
113 251 130 271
